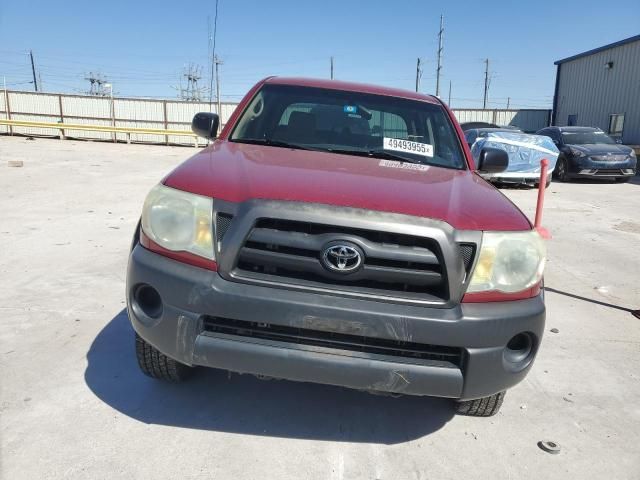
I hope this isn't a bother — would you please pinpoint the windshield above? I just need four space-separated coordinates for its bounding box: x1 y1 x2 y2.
561 131 616 145
230 84 466 169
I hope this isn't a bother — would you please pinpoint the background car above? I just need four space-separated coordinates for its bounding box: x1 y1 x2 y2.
464 128 557 188
536 126 637 183
463 127 523 149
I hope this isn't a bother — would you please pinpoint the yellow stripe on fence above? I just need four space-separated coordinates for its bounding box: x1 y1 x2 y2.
0 118 201 146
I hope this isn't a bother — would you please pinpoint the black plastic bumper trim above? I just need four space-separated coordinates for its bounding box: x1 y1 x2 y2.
127 244 545 400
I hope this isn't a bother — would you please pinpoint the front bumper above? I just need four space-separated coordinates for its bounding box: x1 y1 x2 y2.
567 156 636 178
127 244 545 400
482 171 553 185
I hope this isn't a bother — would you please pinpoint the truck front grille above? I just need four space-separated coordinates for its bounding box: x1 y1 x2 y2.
202 316 463 367
233 218 450 302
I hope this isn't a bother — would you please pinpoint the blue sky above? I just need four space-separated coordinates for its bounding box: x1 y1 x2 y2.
1 0 639 108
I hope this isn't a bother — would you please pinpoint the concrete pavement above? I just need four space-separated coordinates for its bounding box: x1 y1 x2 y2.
1 136 639 479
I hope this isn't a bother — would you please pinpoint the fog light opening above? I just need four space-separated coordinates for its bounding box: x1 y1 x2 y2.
133 284 163 319
504 332 534 368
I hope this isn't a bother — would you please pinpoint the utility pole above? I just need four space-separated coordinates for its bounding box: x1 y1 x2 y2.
208 0 219 109
215 55 223 116
448 80 452 106
3 76 12 135
104 83 115 142
506 97 510 109
435 15 444 97
29 50 38 92
415 58 421 92
330 56 334 80
483 58 490 109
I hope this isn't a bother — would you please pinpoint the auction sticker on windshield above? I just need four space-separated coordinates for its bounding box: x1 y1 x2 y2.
384 137 433 157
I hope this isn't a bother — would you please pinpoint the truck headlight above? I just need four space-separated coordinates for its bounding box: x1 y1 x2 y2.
467 231 546 293
141 184 214 260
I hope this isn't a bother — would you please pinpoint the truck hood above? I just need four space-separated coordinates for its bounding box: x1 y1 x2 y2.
164 141 531 231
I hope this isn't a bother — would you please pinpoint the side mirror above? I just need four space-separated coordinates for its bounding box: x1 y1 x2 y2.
192 112 220 139
477 147 508 173
614 138 623 144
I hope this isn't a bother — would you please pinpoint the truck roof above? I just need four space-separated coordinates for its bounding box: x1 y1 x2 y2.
264 77 441 104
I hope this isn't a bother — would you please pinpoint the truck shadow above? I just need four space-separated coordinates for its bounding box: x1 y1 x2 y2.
84 309 455 444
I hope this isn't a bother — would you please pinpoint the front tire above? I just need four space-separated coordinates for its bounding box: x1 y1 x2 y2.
556 157 570 182
454 391 505 417
135 333 193 382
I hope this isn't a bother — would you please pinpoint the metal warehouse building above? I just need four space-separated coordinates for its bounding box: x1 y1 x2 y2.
552 34 640 145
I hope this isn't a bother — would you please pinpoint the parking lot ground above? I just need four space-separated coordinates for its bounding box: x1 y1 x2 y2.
1 136 639 479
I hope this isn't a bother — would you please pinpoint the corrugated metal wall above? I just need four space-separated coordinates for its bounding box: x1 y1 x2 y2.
554 38 640 144
452 109 550 132
1 90 550 143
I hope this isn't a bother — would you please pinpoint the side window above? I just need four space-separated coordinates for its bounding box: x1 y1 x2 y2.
608 113 624 138
567 114 578 126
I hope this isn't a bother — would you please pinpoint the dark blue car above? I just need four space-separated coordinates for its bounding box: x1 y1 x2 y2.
536 126 637 183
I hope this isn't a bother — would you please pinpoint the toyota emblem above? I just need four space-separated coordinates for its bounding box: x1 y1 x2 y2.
321 243 363 273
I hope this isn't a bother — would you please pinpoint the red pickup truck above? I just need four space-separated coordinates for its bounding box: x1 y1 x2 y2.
127 77 546 417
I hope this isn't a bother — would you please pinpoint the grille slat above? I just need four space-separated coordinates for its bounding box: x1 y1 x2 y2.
202 316 463 367
238 247 443 286
249 227 439 265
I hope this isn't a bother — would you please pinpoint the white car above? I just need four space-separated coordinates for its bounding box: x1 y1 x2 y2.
464 128 559 188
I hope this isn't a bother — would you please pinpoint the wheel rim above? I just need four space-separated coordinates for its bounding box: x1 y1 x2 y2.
558 159 567 180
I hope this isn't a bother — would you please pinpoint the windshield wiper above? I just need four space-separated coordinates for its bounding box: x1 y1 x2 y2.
330 147 422 164
232 138 319 151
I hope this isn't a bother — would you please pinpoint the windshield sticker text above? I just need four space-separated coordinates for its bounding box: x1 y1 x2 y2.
384 137 433 157
378 159 430 171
